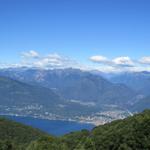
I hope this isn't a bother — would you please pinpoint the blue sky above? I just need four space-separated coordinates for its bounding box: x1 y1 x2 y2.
1 0 150 72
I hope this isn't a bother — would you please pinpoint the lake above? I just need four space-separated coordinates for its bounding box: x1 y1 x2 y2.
2 115 95 136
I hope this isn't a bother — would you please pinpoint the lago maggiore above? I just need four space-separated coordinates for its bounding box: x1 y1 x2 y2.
2 115 95 136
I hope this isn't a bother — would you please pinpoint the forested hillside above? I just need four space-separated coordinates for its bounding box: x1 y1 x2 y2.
0 117 47 149
0 110 150 150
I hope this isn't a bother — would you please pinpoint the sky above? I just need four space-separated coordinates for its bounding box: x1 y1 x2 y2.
1 0 150 72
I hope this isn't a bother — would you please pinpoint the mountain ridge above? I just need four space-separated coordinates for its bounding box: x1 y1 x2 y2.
0 68 137 106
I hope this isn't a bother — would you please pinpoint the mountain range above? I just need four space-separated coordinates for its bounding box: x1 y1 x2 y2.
0 67 150 122
0 68 137 106
0 76 63 108
109 71 150 96
0 76 101 119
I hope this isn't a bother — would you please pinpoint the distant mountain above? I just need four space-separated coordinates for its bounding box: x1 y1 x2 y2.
0 76 102 118
0 76 63 109
131 96 150 112
0 68 137 107
110 71 150 96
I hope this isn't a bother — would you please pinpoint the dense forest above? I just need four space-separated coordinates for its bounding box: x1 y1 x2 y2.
0 110 150 150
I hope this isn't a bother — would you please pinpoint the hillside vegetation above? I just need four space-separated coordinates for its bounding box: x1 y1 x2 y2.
0 110 150 150
0 117 47 149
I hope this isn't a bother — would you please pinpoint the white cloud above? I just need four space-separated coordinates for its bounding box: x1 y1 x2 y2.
1 50 150 73
89 55 109 63
88 55 150 72
112 57 134 67
139 56 150 64
93 66 121 73
89 55 134 67
32 54 65 68
21 50 39 58
19 51 82 69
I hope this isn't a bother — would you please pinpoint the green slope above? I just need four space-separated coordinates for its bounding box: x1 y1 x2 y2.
90 109 150 150
0 110 150 150
0 117 47 150
60 109 150 150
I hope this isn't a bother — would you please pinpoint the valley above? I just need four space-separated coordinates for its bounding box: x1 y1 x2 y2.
0 68 149 126
0 103 132 126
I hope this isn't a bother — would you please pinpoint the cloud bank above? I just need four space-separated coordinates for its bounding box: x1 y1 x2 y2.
139 57 150 64
1 50 150 73
0 50 80 69
89 55 150 72
20 50 82 69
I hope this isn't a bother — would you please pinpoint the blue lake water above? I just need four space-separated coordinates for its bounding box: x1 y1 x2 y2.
2 115 95 136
